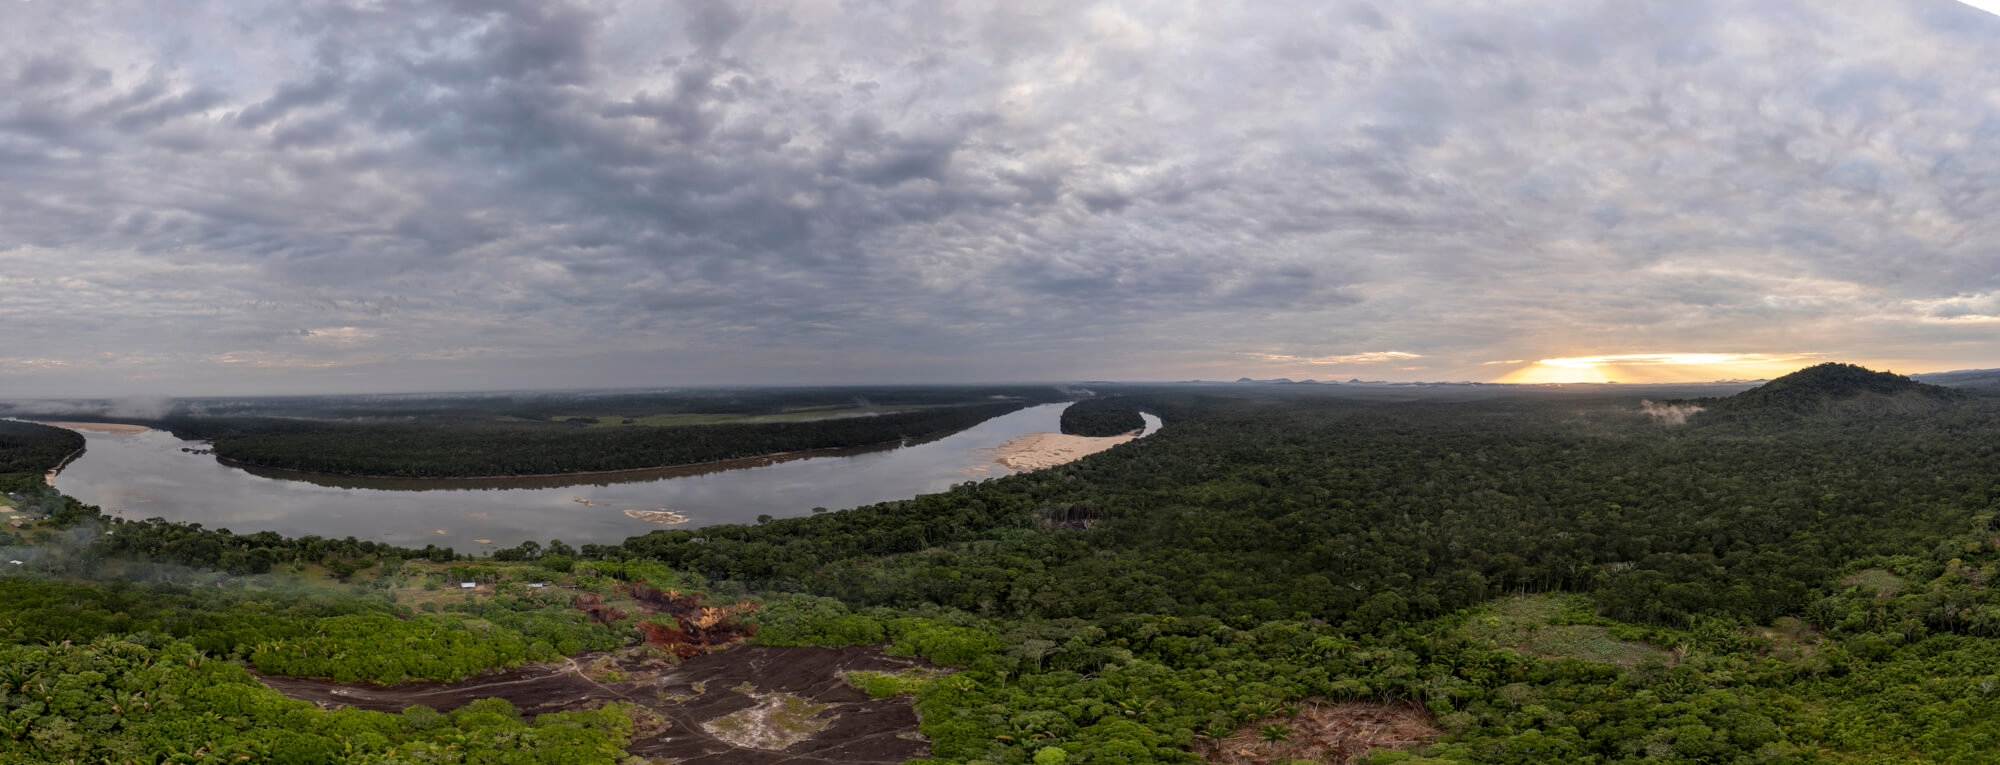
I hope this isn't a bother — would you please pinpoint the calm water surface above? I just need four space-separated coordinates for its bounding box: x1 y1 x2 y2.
51 404 1160 551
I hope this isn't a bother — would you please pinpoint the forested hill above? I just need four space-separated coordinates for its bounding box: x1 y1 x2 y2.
1697 362 1965 422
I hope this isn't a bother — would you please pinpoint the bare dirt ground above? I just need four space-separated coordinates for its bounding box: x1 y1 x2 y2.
260 645 930 764
1198 701 1441 765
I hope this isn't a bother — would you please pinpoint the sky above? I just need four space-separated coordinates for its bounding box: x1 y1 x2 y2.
2 1 1999 395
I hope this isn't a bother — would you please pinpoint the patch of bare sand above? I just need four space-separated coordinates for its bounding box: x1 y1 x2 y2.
624 508 690 525
42 421 151 434
990 431 1139 472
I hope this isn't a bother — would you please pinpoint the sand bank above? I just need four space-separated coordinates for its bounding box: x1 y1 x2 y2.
990 430 1141 472
625 508 690 525
42 421 152 434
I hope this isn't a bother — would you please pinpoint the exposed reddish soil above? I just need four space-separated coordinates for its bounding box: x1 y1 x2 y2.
572 584 757 657
626 583 759 659
574 592 630 625
260 646 930 765
1198 701 1441 765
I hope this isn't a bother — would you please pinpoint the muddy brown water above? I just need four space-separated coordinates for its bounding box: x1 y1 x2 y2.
258 646 931 764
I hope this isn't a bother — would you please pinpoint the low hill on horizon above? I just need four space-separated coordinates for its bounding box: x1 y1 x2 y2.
1697 362 1965 422
1915 367 2000 391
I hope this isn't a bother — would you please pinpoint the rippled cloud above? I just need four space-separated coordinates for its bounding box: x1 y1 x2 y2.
1 0 1997 393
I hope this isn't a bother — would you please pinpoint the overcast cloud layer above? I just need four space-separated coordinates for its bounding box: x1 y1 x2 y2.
3 0 1998 394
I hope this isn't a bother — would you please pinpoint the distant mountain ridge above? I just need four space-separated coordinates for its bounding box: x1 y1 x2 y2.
1915 367 2000 390
1701 363 1964 421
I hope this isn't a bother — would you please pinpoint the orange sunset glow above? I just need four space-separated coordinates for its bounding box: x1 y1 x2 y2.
1494 353 1832 384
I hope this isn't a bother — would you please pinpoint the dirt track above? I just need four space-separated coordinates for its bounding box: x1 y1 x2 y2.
259 646 931 764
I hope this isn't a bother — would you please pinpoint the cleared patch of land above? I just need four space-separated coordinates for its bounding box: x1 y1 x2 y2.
260 645 929 765
1460 594 1672 667
1841 568 1908 597
1198 700 1440 765
1751 616 1822 661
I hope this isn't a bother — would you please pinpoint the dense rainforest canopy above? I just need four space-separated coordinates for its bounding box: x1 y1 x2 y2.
0 420 81 476
1058 397 1147 437
613 377 2000 631
6 371 2000 763
170 401 1031 478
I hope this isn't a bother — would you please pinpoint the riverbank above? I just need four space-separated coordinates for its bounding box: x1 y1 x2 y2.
37 421 153 434
44 448 82 486
35 421 149 485
47 402 1117 549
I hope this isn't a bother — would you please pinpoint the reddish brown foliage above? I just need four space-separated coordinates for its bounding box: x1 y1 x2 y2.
572 593 628 626
569 585 758 656
638 621 704 658
628 583 704 616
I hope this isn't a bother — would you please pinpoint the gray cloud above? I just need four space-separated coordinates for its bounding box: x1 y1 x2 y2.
1 0 1998 394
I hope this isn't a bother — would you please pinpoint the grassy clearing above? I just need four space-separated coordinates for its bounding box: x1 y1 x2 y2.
1841 568 1908 597
1750 616 1822 661
843 669 940 699
1459 594 1672 668
380 560 628 608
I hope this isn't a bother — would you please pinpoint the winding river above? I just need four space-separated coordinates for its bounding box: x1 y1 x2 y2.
47 404 1160 551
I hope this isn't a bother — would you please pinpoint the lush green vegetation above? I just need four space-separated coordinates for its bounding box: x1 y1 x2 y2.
1 638 636 763
745 562 2000 764
602 370 2000 761
1059 397 1147 437
0 573 626 684
8 369 2000 762
615 387 2000 630
97 512 456 573
5 484 457 572
0 553 677 762
175 401 1030 478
